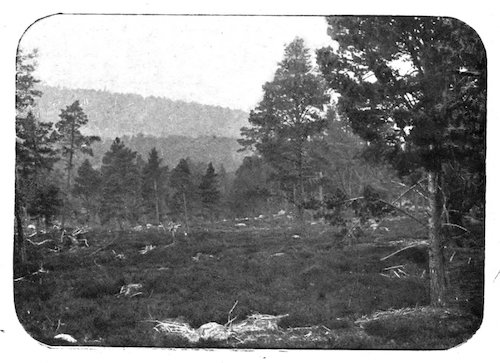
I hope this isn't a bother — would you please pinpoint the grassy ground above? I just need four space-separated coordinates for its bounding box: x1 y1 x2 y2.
13 216 484 349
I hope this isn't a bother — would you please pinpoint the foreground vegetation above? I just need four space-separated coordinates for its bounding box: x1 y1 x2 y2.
14 216 483 349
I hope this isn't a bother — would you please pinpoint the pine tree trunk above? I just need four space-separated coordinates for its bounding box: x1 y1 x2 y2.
62 122 76 229
428 169 447 306
182 192 190 234
154 180 160 225
318 171 324 217
14 181 26 264
297 150 304 222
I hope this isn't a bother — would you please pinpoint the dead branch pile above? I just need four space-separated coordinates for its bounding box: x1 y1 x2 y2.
153 313 290 343
153 319 201 343
230 314 289 333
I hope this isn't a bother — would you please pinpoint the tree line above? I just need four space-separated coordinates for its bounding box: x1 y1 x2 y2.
15 47 392 236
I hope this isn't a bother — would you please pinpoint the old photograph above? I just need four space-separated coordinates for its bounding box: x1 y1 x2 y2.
13 14 486 349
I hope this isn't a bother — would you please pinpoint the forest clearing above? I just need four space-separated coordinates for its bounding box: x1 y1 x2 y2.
14 214 483 349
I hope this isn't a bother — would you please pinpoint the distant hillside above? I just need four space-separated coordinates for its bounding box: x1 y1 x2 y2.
35 84 250 139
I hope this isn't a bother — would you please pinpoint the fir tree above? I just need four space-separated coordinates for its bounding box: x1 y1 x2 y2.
27 183 63 228
199 162 220 220
73 159 102 224
169 158 193 229
229 156 273 217
100 138 141 228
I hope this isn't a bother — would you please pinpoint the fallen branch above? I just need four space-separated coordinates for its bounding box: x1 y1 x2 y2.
28 239 54 246
380 242 428 261
383 265 405 271
442 223 470 233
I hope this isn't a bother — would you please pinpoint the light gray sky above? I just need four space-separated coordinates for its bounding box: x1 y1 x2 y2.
19 15 335 111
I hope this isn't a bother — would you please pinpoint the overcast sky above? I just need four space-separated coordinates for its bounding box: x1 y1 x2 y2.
19 15 335 111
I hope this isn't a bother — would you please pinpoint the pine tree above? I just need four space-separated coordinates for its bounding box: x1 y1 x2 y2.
239 37 330 220
317 16 486 306
55 100 100 227
141 147 168 225
169 158 193 229
229 156 273 217
100 138 141 228
27 183 63 228
73 159 102 224
199 162 220 220
15 49 58 262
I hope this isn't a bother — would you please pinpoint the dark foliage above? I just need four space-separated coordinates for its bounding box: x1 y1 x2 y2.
99 138 142 227
199 162 220 219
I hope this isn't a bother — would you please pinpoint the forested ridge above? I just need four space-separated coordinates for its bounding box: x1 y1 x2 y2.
35 84 249 139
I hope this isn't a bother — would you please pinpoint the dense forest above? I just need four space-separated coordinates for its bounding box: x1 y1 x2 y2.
84 134 247 172
35 85 249 139
14 17 485 347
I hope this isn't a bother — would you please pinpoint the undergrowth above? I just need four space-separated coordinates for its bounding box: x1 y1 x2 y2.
13 216 483 349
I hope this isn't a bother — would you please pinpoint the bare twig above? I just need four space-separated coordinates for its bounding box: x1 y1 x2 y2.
380 242 428 261
442 223 470 233
391 178 426 205
226 300 239 327
383 265 405 270
27 239 53 246
376 199 427 227
398 268 408 277
449 251 456 262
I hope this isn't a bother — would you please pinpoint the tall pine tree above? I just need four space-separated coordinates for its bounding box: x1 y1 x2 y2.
55 100 100 227
317 16 486 306
239 37 330 220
